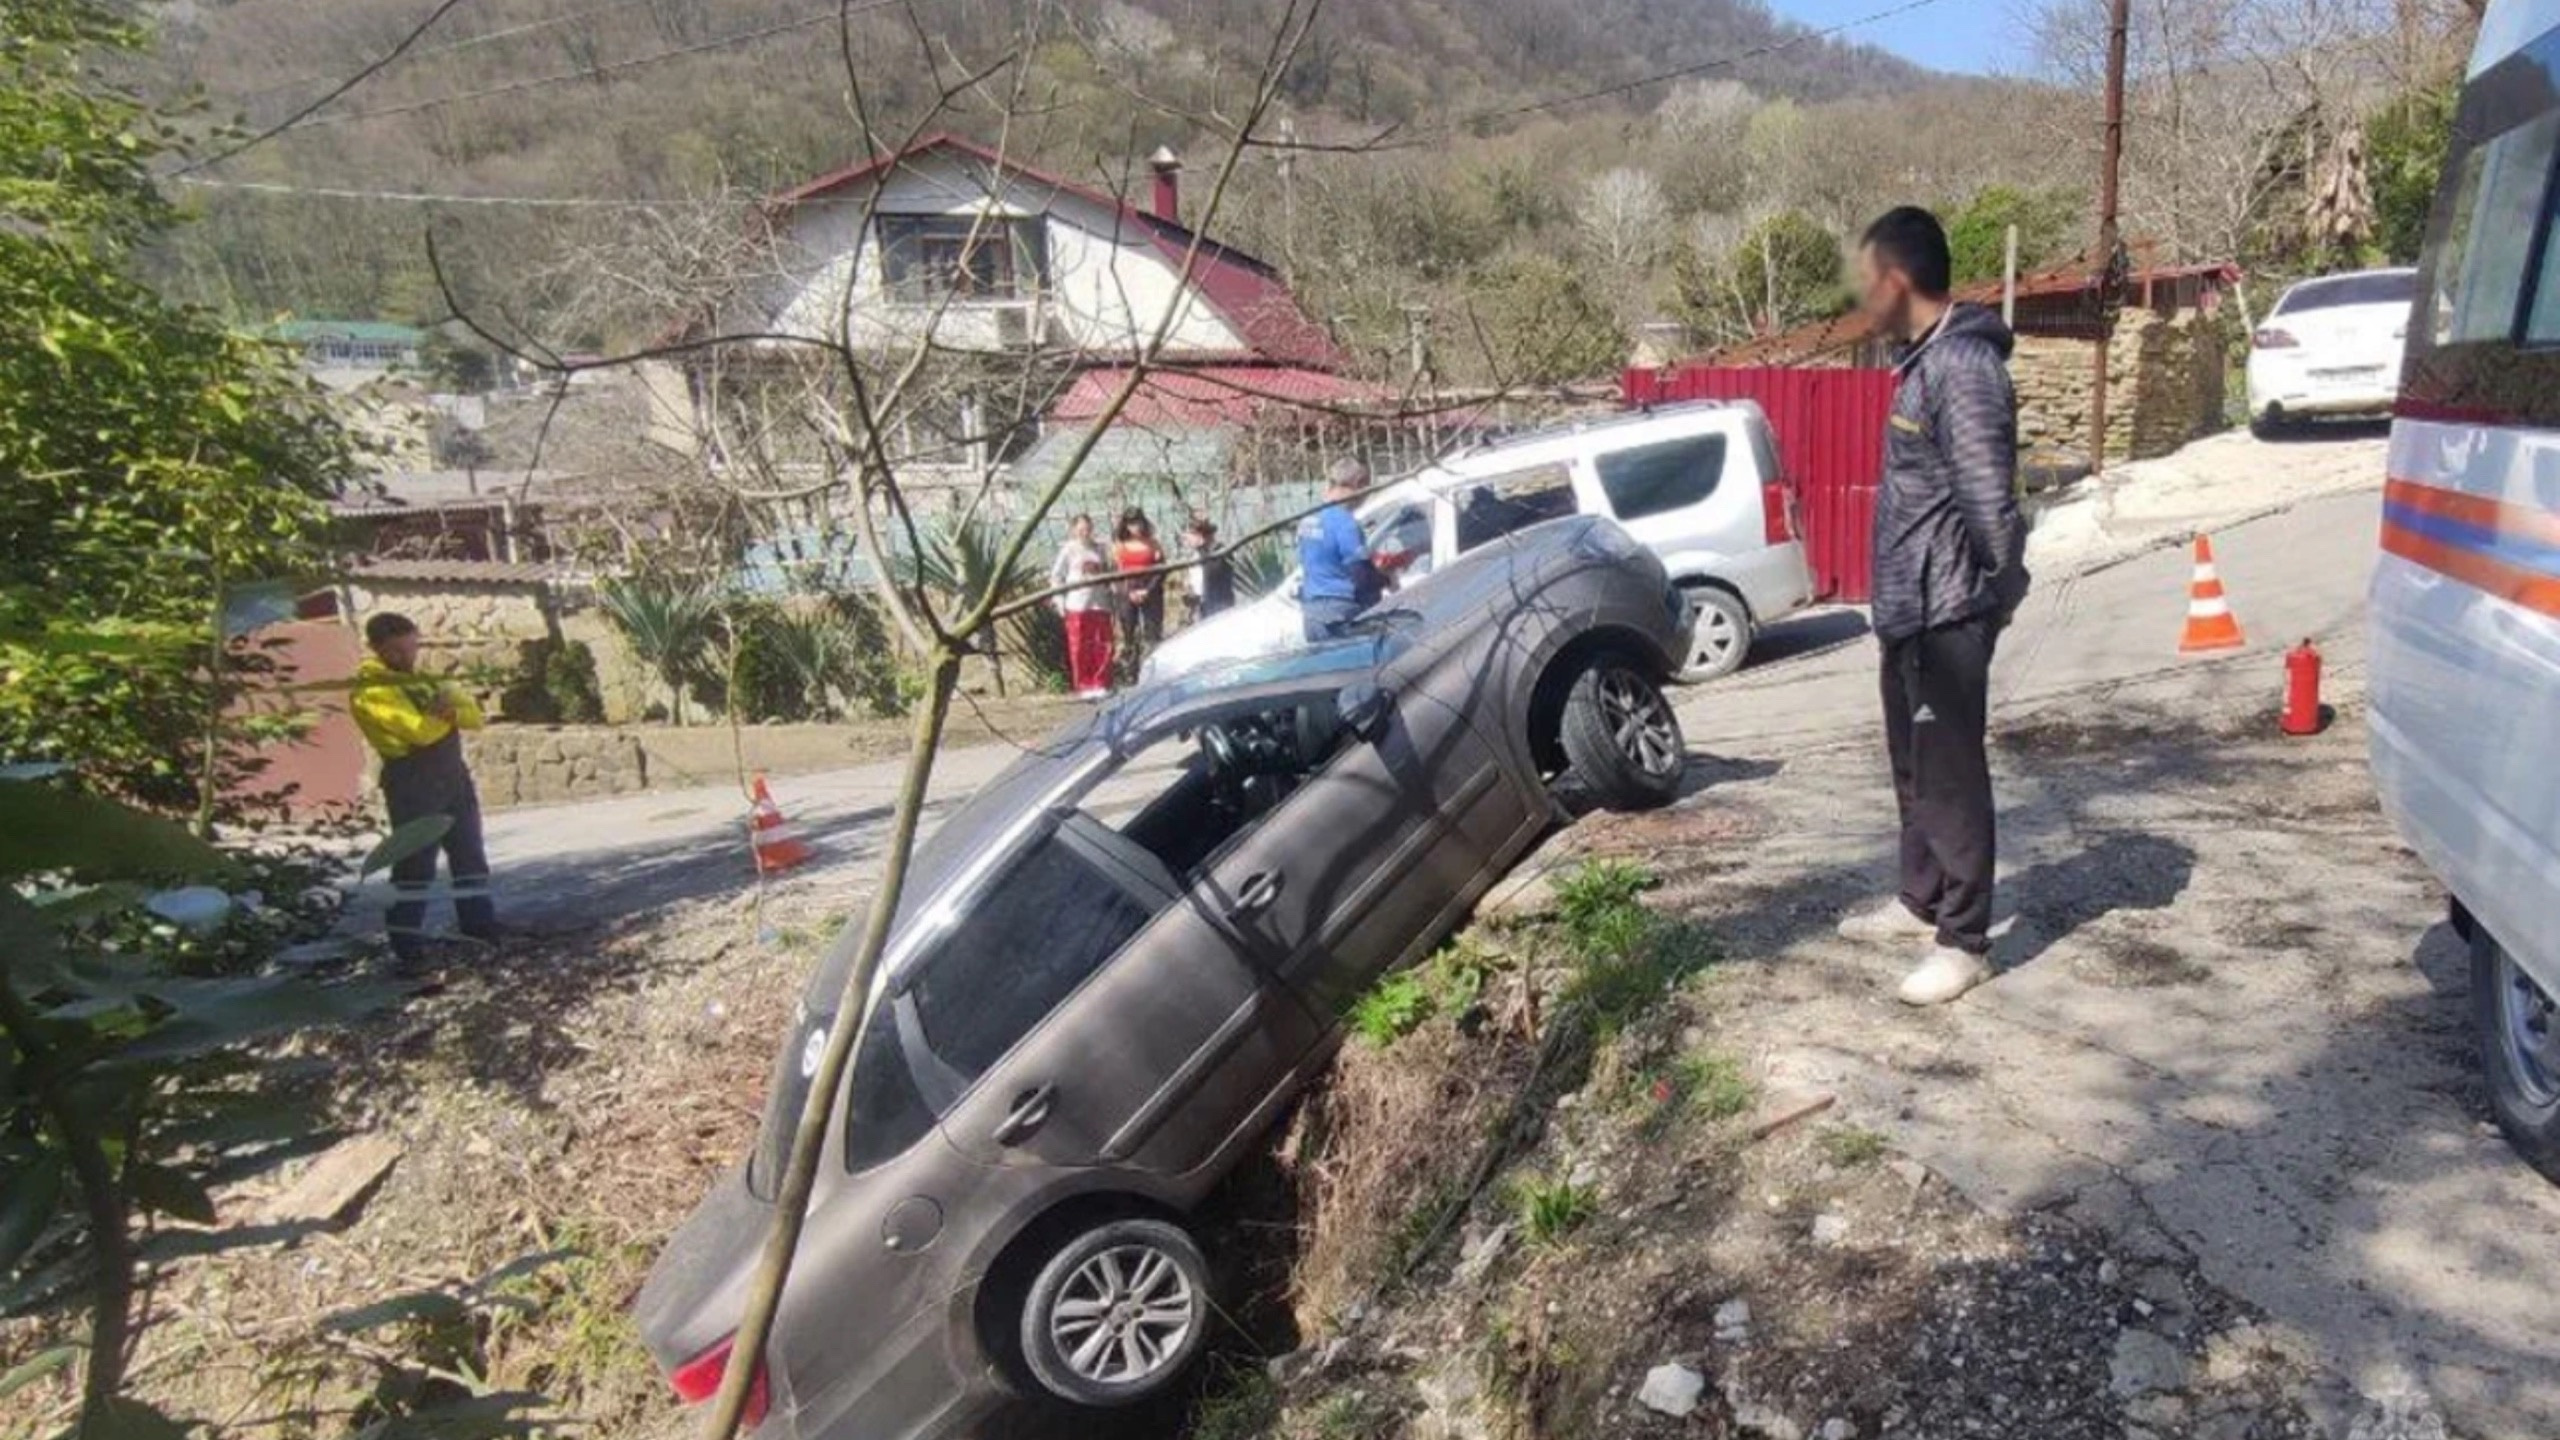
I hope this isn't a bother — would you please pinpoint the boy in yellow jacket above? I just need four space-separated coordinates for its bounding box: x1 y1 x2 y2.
352 612 498 962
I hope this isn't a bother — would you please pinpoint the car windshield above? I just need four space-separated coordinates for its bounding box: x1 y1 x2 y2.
2276 271 2417 314
1110 637 1395 746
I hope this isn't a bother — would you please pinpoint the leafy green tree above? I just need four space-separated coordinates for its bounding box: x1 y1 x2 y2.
1 0 352 810
1948 185 2086 285
2368 84 2458 265
1463 252 1628 385
1672 210 1845 344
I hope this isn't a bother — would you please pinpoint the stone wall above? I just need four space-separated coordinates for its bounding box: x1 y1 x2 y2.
464 727 648 809
341 579 653 723
2012 309 2230 470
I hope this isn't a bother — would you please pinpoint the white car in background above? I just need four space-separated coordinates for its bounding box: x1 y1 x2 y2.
1148 401 1816 684
2247 267 2418 431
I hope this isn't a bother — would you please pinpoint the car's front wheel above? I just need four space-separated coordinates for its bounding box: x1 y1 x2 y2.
2474 925 2560 1183
1559 661 1685 811
1677 587 1753 683
1018 1217 1211 1408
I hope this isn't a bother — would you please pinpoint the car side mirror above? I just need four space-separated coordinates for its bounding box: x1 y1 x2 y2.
1339 683 1392 744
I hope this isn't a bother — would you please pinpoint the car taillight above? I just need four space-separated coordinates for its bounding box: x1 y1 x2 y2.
2253 327 2299 349
670 1336 770 1430
1762 479 1799 547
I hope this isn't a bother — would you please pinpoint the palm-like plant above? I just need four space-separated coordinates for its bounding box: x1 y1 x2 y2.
760 609 856 720
904 516 1053 694
596 574 717 724
1228 530 1296 600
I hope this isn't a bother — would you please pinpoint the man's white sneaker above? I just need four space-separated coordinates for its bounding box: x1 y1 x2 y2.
1898 945 1993 1006
1837 900 1937 945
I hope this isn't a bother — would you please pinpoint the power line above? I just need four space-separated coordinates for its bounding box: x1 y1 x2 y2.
239 0 679 100
177 0 481 175
285 1 903 130
171 175 697 209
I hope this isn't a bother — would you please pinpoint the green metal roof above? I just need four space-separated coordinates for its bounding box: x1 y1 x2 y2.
265 320 427 344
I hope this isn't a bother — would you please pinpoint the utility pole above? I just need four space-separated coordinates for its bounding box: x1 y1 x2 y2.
2090 0 2131 479
2003 223 2020 328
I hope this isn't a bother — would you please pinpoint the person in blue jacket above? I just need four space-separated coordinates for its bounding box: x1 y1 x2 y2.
1297 457 1383 643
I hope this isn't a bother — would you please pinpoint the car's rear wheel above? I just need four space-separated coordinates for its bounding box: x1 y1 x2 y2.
1677 587 1753 683
1559 661 1685 811
1018 1217 1211 1408
2474 925 2560 1183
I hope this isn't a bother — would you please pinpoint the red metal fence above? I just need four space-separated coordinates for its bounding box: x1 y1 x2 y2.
1622 364 1898 604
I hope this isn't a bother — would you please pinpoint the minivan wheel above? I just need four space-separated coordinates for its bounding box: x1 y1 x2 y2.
1019 1218 1211 1407
1558 661 1685 811
1677 587 1753 683
2472 925 2560 1183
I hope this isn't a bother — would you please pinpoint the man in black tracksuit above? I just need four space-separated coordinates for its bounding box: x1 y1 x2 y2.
1836 208 2030 1006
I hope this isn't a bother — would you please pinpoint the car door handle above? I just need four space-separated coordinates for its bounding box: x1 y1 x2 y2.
991 1084 1056 1147
1225 871 1283 924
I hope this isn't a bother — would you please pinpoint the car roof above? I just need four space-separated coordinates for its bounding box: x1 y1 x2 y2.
814 514 1620 1006
1409 401 1759 490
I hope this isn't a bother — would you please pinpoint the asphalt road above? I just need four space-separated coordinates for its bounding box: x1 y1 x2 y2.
417 474 2385 940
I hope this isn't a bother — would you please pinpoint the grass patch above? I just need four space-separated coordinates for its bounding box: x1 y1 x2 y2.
1548 861 1722 1036
1682 1053 1756 1121
1190 1366 1281 1440
1553 858 1654 951
1511 1172 1599 1247
1817 1124 1889 1167
1349 971 1433 1047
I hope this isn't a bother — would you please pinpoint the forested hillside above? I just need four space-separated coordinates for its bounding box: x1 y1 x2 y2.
140 0 1977 364
138 0 2471 382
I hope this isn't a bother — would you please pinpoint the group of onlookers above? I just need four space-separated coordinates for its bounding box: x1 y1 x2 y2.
1048 506 1236 699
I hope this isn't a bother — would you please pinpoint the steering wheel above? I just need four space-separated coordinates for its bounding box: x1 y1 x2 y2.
1198 722 1241 775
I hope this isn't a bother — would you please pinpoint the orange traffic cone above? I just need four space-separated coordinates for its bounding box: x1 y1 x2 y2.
748 773 814 874
2178 534 2247 653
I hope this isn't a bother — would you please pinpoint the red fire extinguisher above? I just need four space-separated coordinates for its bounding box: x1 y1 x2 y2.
2282 639 2324 736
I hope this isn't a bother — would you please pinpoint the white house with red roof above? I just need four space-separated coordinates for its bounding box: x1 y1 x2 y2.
744 135 1343 369
642 134 1411 585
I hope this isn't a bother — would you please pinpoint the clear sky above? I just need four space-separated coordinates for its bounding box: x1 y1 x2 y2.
1764 0 2020 76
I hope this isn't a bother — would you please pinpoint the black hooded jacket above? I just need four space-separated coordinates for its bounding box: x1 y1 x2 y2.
1871 302 2030 641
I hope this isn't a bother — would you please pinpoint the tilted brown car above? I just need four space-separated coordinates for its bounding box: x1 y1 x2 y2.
636 515 1695 1438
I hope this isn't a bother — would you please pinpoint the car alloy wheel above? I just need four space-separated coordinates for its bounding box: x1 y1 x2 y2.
1676 588 1752 683
1048 1244 1196 1385
1018 1217 1212 1406
1598 669 1682 779
2496 946 2560 1110
1687 604 1741 675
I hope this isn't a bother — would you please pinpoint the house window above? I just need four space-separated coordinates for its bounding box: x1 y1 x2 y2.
878 214 1047 302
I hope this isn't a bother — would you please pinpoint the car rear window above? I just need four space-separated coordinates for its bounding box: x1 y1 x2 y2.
2274 271 2417 314
1596 435 1727 522
909 838 1154 1078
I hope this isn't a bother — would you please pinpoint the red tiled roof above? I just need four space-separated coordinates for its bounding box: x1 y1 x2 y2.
771 134 1344 370
1048 365 1396 427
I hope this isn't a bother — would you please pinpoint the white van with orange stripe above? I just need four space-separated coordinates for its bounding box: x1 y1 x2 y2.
2371 0 2560 1180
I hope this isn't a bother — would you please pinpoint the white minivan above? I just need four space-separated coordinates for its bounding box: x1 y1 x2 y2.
2370 0 2560 1181
1147 401 1817 684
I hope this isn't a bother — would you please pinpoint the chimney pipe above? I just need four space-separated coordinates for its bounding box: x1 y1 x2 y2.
1148 145 1182 222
